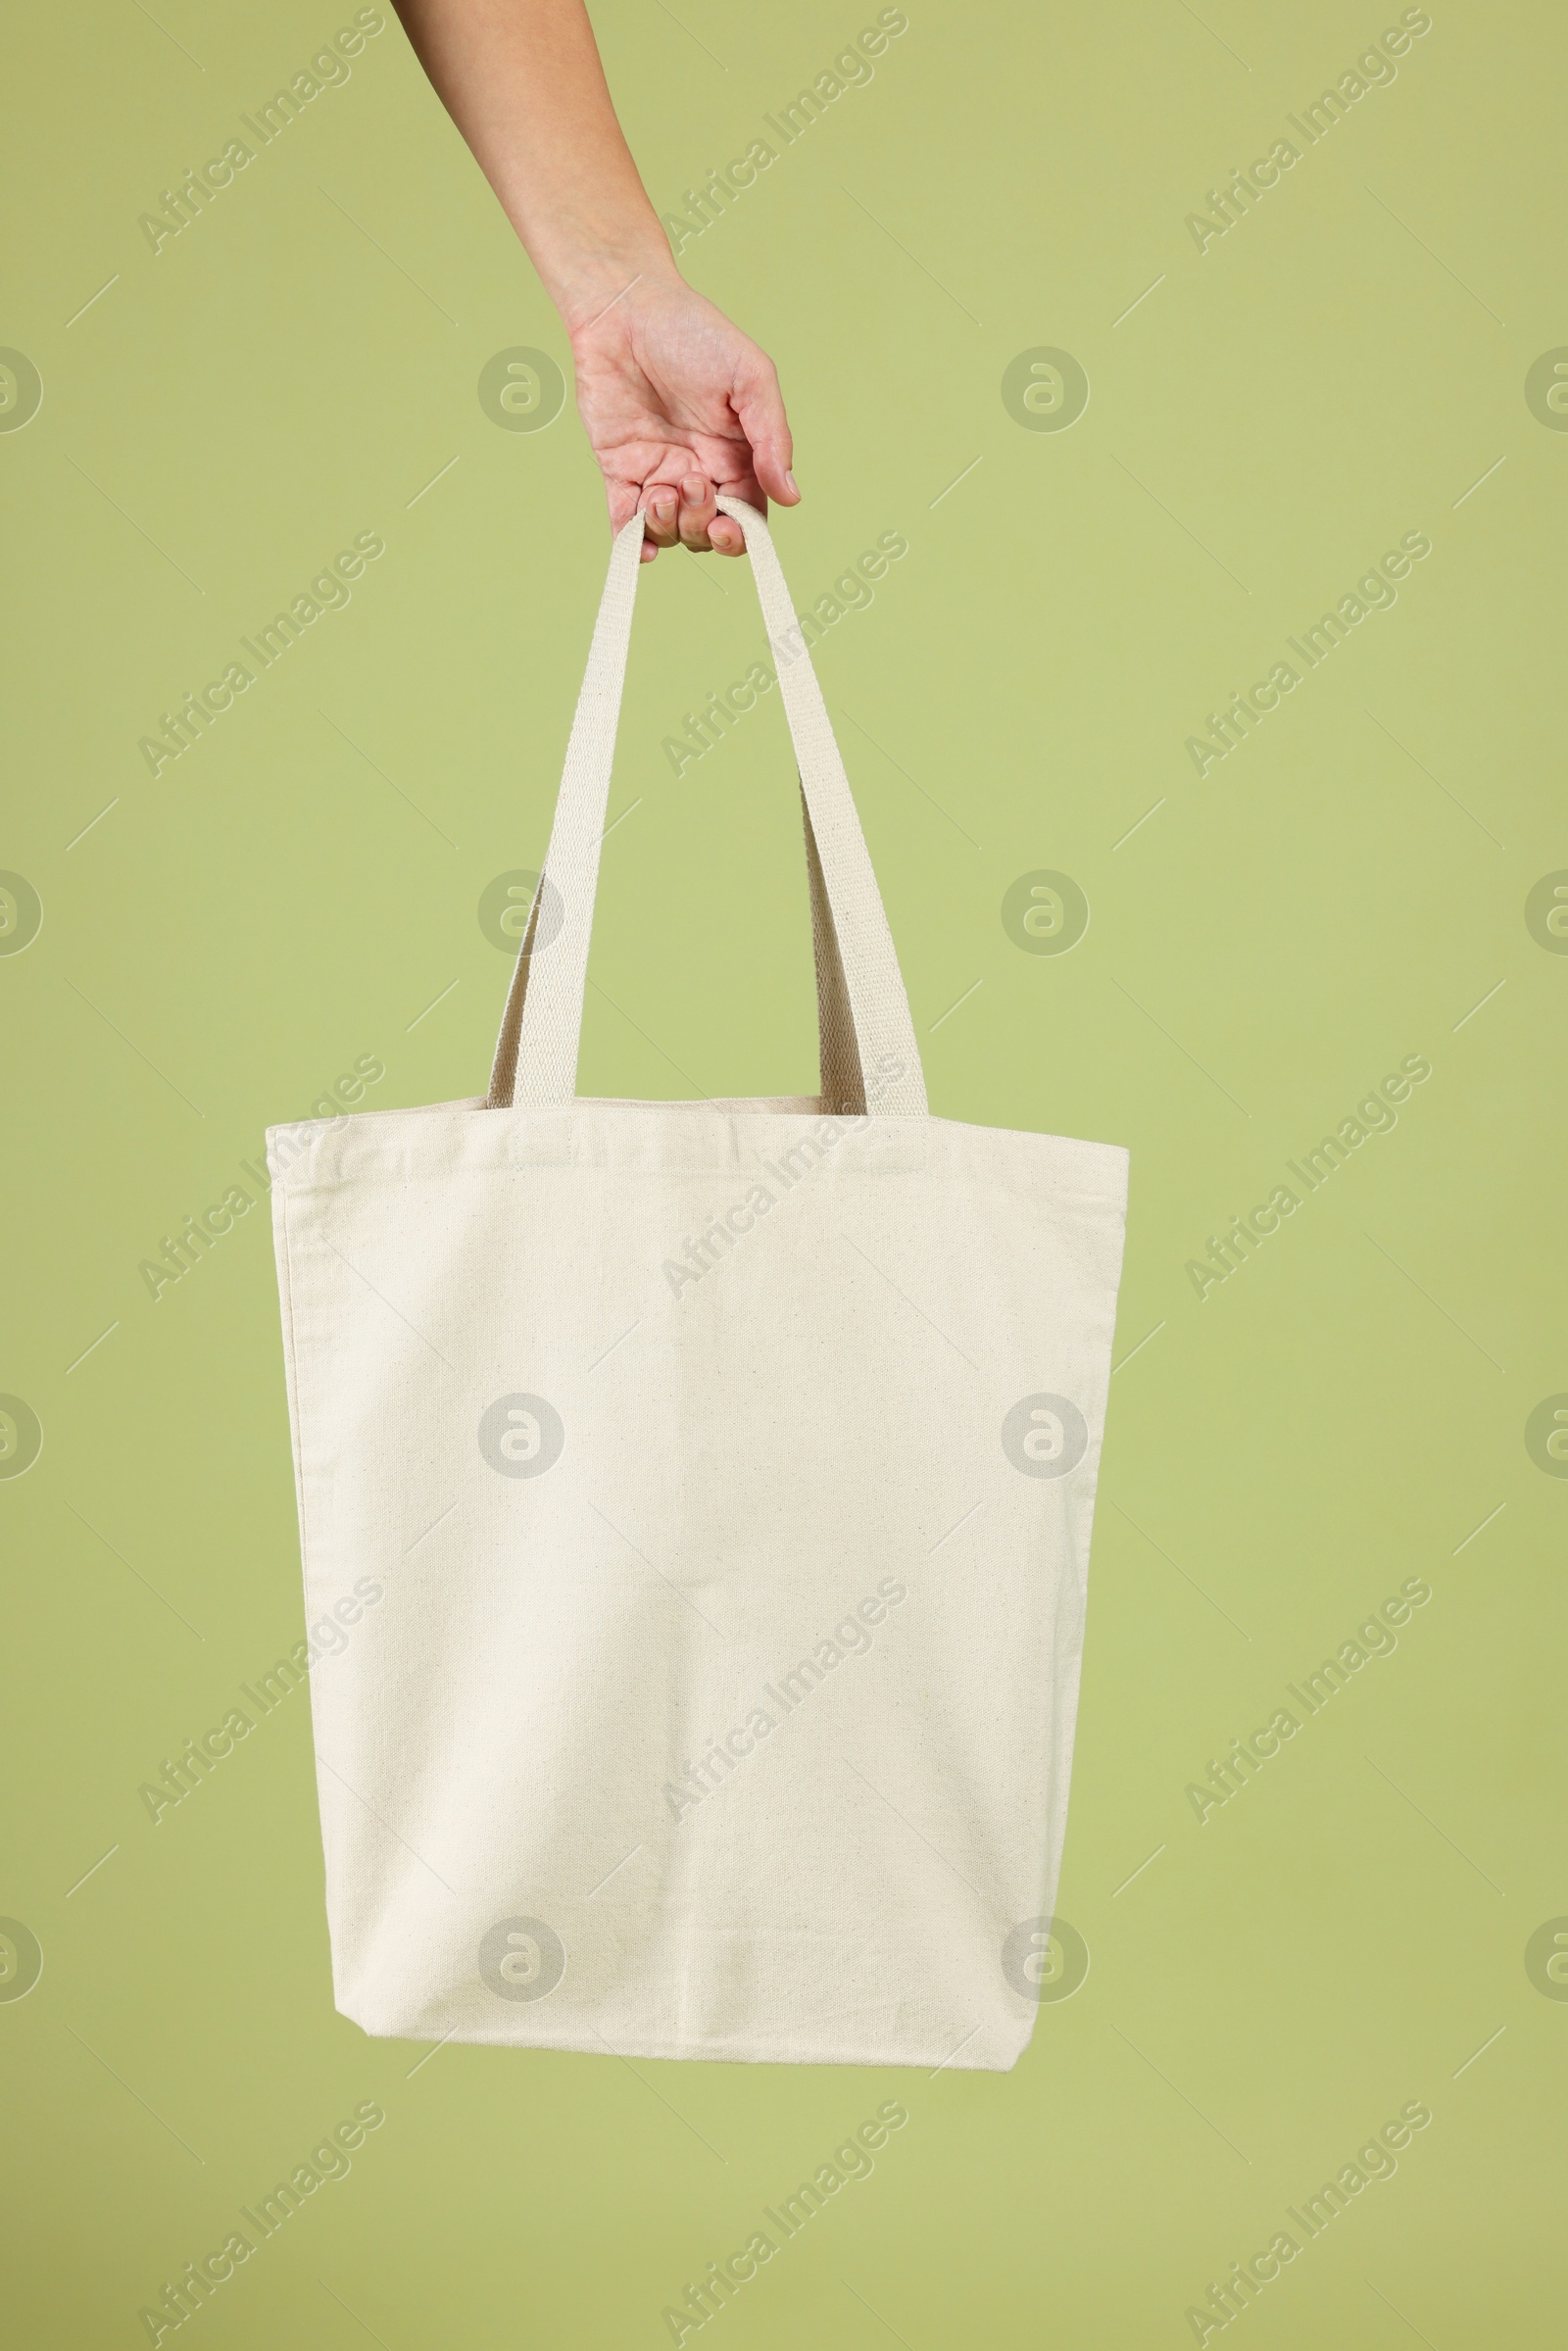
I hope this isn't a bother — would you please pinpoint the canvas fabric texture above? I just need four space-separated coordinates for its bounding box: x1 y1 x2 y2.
269 498 1129 2069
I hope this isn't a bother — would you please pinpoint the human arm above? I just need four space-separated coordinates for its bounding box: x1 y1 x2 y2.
391 0 799 557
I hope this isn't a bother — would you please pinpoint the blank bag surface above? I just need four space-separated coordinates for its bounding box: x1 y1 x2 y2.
268 500 1128 2069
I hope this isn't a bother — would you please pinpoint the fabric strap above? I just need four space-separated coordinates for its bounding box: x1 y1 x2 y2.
488 497 928 1117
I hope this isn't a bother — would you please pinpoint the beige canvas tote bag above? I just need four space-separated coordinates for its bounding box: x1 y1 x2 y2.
269 498 1128 2069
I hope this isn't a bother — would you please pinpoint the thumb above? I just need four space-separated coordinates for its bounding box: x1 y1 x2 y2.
731 344 798 508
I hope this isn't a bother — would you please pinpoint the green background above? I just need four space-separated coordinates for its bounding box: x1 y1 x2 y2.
3 0 1564 2342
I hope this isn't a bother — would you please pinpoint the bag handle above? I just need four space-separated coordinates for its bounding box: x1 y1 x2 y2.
487 497 927 1117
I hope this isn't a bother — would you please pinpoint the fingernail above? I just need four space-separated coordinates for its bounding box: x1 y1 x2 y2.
654 496 675 521
785 471 799 497
683 477 706 505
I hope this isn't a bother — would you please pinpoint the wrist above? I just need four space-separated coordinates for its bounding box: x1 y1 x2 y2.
554 244 685 340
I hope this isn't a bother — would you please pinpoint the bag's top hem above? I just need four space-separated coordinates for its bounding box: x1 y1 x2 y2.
266 1092 1129 1156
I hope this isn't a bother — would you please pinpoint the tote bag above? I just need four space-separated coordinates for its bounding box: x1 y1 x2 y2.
269 498 1128 2070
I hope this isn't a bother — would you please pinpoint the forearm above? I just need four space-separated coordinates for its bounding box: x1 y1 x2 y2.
391 0 679 329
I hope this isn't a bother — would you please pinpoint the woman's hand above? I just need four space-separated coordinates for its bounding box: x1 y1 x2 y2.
570 275 798 560
390 0 799 559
